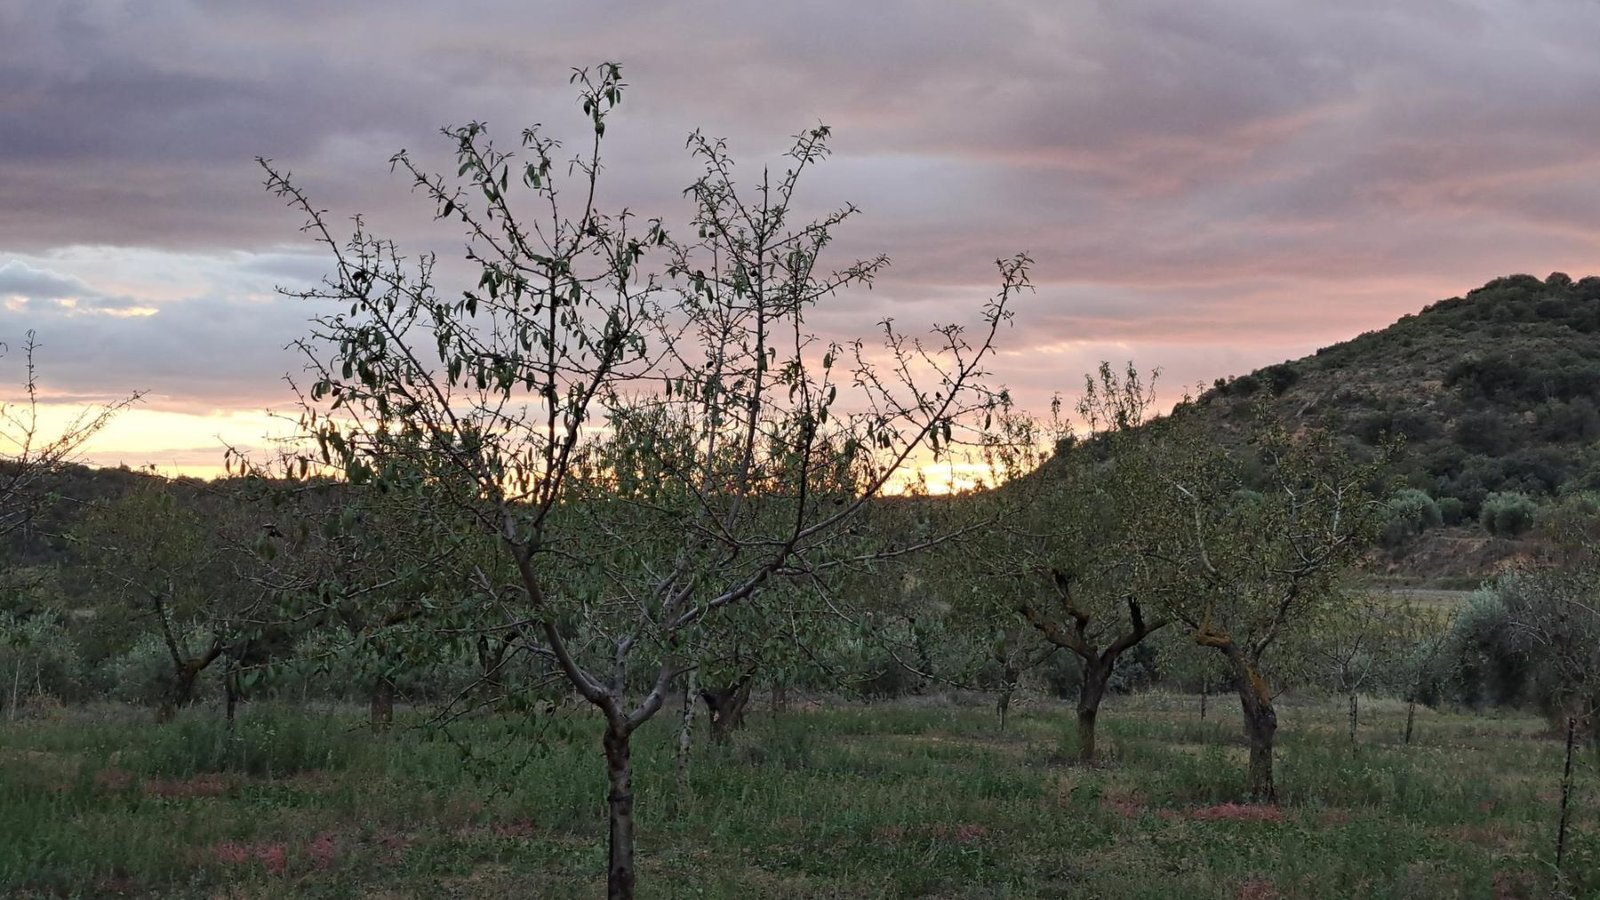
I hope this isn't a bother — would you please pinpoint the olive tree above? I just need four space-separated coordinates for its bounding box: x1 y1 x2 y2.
260 64 1020 899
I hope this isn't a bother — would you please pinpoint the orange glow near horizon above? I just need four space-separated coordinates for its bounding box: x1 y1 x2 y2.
18 403 300 481
27 396 1029 494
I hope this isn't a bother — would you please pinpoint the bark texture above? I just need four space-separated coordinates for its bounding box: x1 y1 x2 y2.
700 670 756 744
1076 659 1113 764
370 675 395 734
604 728 636 900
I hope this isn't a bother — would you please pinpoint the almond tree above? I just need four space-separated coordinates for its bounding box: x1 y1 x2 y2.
957 364 1178 762
1301 591 1419 743
1156 425 1385 802
1 332 141 540
260 64 1020 899
75 479 270 722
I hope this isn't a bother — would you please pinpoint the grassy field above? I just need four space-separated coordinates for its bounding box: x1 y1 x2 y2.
1 693 1595 898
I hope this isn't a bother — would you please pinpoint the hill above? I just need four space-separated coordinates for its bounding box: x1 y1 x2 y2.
11 273 1600 591
1190 271 1600 575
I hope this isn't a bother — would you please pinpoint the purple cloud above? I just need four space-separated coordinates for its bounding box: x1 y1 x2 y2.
2 0 1599 465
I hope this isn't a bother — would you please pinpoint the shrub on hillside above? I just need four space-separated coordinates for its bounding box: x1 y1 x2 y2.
1382 489 1443 547
1436 496 1467 526
1480 491 1538 537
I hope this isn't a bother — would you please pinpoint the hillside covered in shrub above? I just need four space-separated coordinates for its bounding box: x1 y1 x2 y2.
1194 272 1600 550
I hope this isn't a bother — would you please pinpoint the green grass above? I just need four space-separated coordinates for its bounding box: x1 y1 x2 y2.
0 694 1595 897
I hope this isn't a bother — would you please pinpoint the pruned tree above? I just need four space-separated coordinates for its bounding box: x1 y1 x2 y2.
1300 591 1419 743
75 478 269 723
259 64 1020 899
1155 424 1386 801
956 363 1178 762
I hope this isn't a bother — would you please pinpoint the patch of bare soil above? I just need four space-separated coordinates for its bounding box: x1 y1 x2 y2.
1381 530 1529 581
143 773 230 798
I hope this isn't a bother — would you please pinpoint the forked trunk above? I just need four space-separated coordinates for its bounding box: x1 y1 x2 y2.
604 727 636 900
370 675 395 734
1347 691 1358 743
700 674 754 744
157 664 203 725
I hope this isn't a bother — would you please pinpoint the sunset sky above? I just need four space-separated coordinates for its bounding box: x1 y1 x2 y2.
3 1 1599 478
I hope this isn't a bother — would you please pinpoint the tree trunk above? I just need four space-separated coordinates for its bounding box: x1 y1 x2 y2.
675 668 696 810
8 661 20 722
603 727 636 900
1404 697 1416 745
1200 676 1208 723
1347 691 1358 743
157 663 202 725
1076 658 1113 765
700 674 754 744
476 635 508 707
1226 656 1278 803
997 661 1019 731
225 664 240 730
1245 710 1276 802
1558 715 1577 870
370 675 395 734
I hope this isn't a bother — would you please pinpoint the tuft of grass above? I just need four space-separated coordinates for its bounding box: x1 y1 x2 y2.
129 705 360 778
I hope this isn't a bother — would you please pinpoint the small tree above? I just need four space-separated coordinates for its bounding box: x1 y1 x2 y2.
1 332 141 539
75 479 269 722
1301 592 1418 742
0 610 82 717
260 65 1019 899
980 621 1057 731
980 364 1180 763
1395 610 1449 744
1156 425 1385 801
1494 556 1600 872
